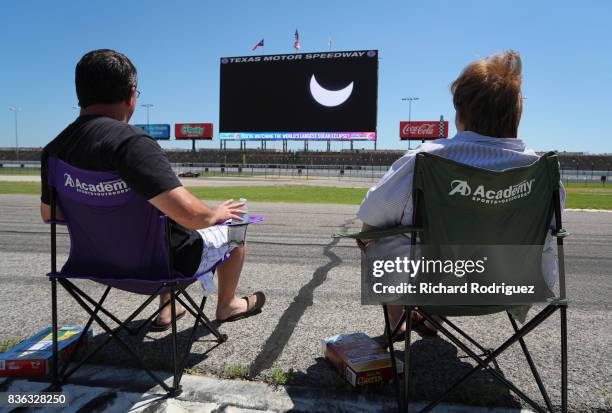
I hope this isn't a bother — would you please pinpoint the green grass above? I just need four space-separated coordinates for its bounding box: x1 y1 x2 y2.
0 181 40 195
188 185 365 205
0 181 611 209
222 363 251 380
602 388 612 409
266 365 294 386
564 184 612 210
0 167 40 175
0 337 22 353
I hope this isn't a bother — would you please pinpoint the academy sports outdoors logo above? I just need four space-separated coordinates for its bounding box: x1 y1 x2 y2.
449 179 535 204
64 173 130 197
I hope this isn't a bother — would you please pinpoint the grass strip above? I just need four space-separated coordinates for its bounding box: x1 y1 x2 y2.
0 182 610 209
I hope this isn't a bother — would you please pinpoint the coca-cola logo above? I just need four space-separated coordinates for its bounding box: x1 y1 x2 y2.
402 123 435 136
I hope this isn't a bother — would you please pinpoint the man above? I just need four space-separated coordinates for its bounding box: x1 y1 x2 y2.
358 51 563 338
41 49 265 330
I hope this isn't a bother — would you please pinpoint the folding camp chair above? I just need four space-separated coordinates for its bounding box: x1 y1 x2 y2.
337 152 568 413
45 156 234 395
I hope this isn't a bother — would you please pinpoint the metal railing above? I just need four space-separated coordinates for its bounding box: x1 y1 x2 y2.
170 162 389 181
1 161 610 184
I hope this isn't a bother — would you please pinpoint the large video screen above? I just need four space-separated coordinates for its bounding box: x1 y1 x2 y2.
219 50 378 140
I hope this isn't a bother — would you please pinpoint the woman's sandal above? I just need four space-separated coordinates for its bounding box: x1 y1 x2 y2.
384 311 439 343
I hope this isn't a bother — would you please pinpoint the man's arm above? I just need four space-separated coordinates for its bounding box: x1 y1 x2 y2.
40 203 64 222
148 186 245 230
39 187 243 229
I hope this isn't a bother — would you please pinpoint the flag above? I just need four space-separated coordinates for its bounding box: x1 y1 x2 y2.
293 30 300 50
328 34 332 50
252 39 264 51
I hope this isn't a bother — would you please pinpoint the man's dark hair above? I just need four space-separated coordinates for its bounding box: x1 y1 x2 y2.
75 49 137 108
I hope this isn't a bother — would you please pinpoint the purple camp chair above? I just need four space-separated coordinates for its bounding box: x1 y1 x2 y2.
46 156 234 395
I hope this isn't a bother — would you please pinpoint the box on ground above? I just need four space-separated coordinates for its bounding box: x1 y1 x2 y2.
0 326 91 377
322 332 403 388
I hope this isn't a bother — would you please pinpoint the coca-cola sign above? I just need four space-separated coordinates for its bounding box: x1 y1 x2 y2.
400 121 449 140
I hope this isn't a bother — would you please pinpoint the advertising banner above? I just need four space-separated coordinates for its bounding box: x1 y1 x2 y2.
400 121 449 140
133 124 171 140
175 123 213 139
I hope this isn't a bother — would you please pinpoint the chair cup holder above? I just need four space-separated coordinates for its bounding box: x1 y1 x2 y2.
228 225 247 246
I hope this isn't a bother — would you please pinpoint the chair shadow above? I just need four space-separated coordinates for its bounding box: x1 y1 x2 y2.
287 336 523 410
78 311 223 377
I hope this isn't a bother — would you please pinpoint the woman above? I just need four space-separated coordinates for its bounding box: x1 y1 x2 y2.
357 50 562 339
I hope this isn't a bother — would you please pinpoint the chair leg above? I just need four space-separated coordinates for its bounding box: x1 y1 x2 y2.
383 305 403 412
404 306 413 413
507 313 554 412
195 296 207 329
51 278 59 386
561 306 568 413
61 281 161 381
442 316 490 356
176 295 206 322
58 279 172 393
170 285 182 395
391 311 407 346
177 295 210 378
418 307 557 413
177 285 226 342
59 286 112 380
64 281 143 335
131 288 183 335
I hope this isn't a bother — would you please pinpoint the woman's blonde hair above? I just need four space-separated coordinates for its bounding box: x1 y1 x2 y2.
451 50 523 138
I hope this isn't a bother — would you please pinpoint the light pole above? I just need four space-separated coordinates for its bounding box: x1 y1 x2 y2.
9 107 21 160
141 103 154 126
401 97 419 149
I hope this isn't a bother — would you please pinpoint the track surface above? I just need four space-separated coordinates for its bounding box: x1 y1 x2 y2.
0 195 610 411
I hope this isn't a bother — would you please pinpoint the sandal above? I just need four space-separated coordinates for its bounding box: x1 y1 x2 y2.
149 309 186 332
218 291 266 323
384 311 439 342
410 311 439 338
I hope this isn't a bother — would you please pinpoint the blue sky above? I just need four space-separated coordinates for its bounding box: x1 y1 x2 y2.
1 0 611 153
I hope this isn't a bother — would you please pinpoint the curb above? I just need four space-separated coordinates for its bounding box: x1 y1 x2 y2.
0 365 534 413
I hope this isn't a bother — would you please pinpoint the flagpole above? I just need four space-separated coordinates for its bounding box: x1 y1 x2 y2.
261 41 264 150
327 33 331 152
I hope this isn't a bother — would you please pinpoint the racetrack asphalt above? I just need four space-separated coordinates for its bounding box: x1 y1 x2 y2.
0 194 610 412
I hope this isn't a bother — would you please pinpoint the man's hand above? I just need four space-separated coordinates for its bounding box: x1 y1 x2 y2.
149 186 247 230
211 199 247 223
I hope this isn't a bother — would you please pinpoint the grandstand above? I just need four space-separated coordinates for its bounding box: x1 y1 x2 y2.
1 148 610 171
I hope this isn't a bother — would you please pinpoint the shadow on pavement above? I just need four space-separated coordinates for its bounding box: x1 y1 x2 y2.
74 314 223 388
286 336 523 410
249 218 355 377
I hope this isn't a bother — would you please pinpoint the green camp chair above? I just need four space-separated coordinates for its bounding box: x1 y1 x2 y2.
335 152 568 413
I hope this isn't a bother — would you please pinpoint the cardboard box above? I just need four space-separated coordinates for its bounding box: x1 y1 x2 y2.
0 327 91 377
322 332 403 388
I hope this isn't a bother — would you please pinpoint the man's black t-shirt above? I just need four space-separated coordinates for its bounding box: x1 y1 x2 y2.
41 115 203 277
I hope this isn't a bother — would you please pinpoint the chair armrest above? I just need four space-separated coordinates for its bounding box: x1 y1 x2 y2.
553 228 570 238
43 219 66 226
332 225 422 240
